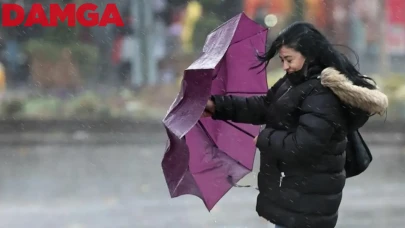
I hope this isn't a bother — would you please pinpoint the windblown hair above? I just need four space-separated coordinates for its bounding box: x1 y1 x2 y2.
256 22 376 89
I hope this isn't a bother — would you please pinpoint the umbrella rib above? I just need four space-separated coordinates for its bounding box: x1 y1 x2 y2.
203 108 256 139
212 62 223 80
197 120 217 148
222 120 255 138
197 122 254 189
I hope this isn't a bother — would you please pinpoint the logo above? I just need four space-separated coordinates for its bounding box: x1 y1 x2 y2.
2 3 124 27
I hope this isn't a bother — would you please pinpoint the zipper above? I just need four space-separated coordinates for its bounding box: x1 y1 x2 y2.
276 85 291 189
277 86 292 101
279 172 285 187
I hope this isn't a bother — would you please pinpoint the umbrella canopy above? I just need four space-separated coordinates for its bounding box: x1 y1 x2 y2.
162 12 269 210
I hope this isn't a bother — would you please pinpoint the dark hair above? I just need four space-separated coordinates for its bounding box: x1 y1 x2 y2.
256 22 376 89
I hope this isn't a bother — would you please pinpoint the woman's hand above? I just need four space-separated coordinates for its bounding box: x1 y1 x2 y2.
202 99 215 118
253 136 258 145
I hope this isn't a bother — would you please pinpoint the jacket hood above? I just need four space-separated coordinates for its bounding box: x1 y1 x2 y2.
320 67 388 116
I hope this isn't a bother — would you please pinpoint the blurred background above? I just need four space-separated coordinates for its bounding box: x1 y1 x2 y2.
0 0 404 227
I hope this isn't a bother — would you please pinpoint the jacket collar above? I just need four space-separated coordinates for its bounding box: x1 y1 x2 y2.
320 67 388 115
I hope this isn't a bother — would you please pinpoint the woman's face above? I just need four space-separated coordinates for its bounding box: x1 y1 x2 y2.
279 45 306 74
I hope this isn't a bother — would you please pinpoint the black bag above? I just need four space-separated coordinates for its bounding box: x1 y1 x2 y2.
345 130 373 178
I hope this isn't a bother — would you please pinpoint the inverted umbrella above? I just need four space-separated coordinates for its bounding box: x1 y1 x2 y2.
162 13 269 211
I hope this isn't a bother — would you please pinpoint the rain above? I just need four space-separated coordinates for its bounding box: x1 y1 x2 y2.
0 0 404 227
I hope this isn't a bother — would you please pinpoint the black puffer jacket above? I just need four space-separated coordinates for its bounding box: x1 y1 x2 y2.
211 67 388 228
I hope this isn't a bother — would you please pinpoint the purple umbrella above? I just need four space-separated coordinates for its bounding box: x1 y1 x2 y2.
162 13 269 211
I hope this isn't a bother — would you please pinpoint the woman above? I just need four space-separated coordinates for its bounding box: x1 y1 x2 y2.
203 22 388 228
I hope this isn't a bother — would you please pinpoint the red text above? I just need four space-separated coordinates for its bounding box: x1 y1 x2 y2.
2 3 124 27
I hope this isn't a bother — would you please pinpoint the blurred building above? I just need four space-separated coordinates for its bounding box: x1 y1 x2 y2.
1 0 405 91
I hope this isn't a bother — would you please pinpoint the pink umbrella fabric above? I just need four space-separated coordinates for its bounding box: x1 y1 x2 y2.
162 13 269 211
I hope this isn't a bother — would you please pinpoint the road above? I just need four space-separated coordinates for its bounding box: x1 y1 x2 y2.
0 131 403 228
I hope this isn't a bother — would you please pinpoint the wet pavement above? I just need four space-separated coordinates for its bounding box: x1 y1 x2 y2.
0 131 404 228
